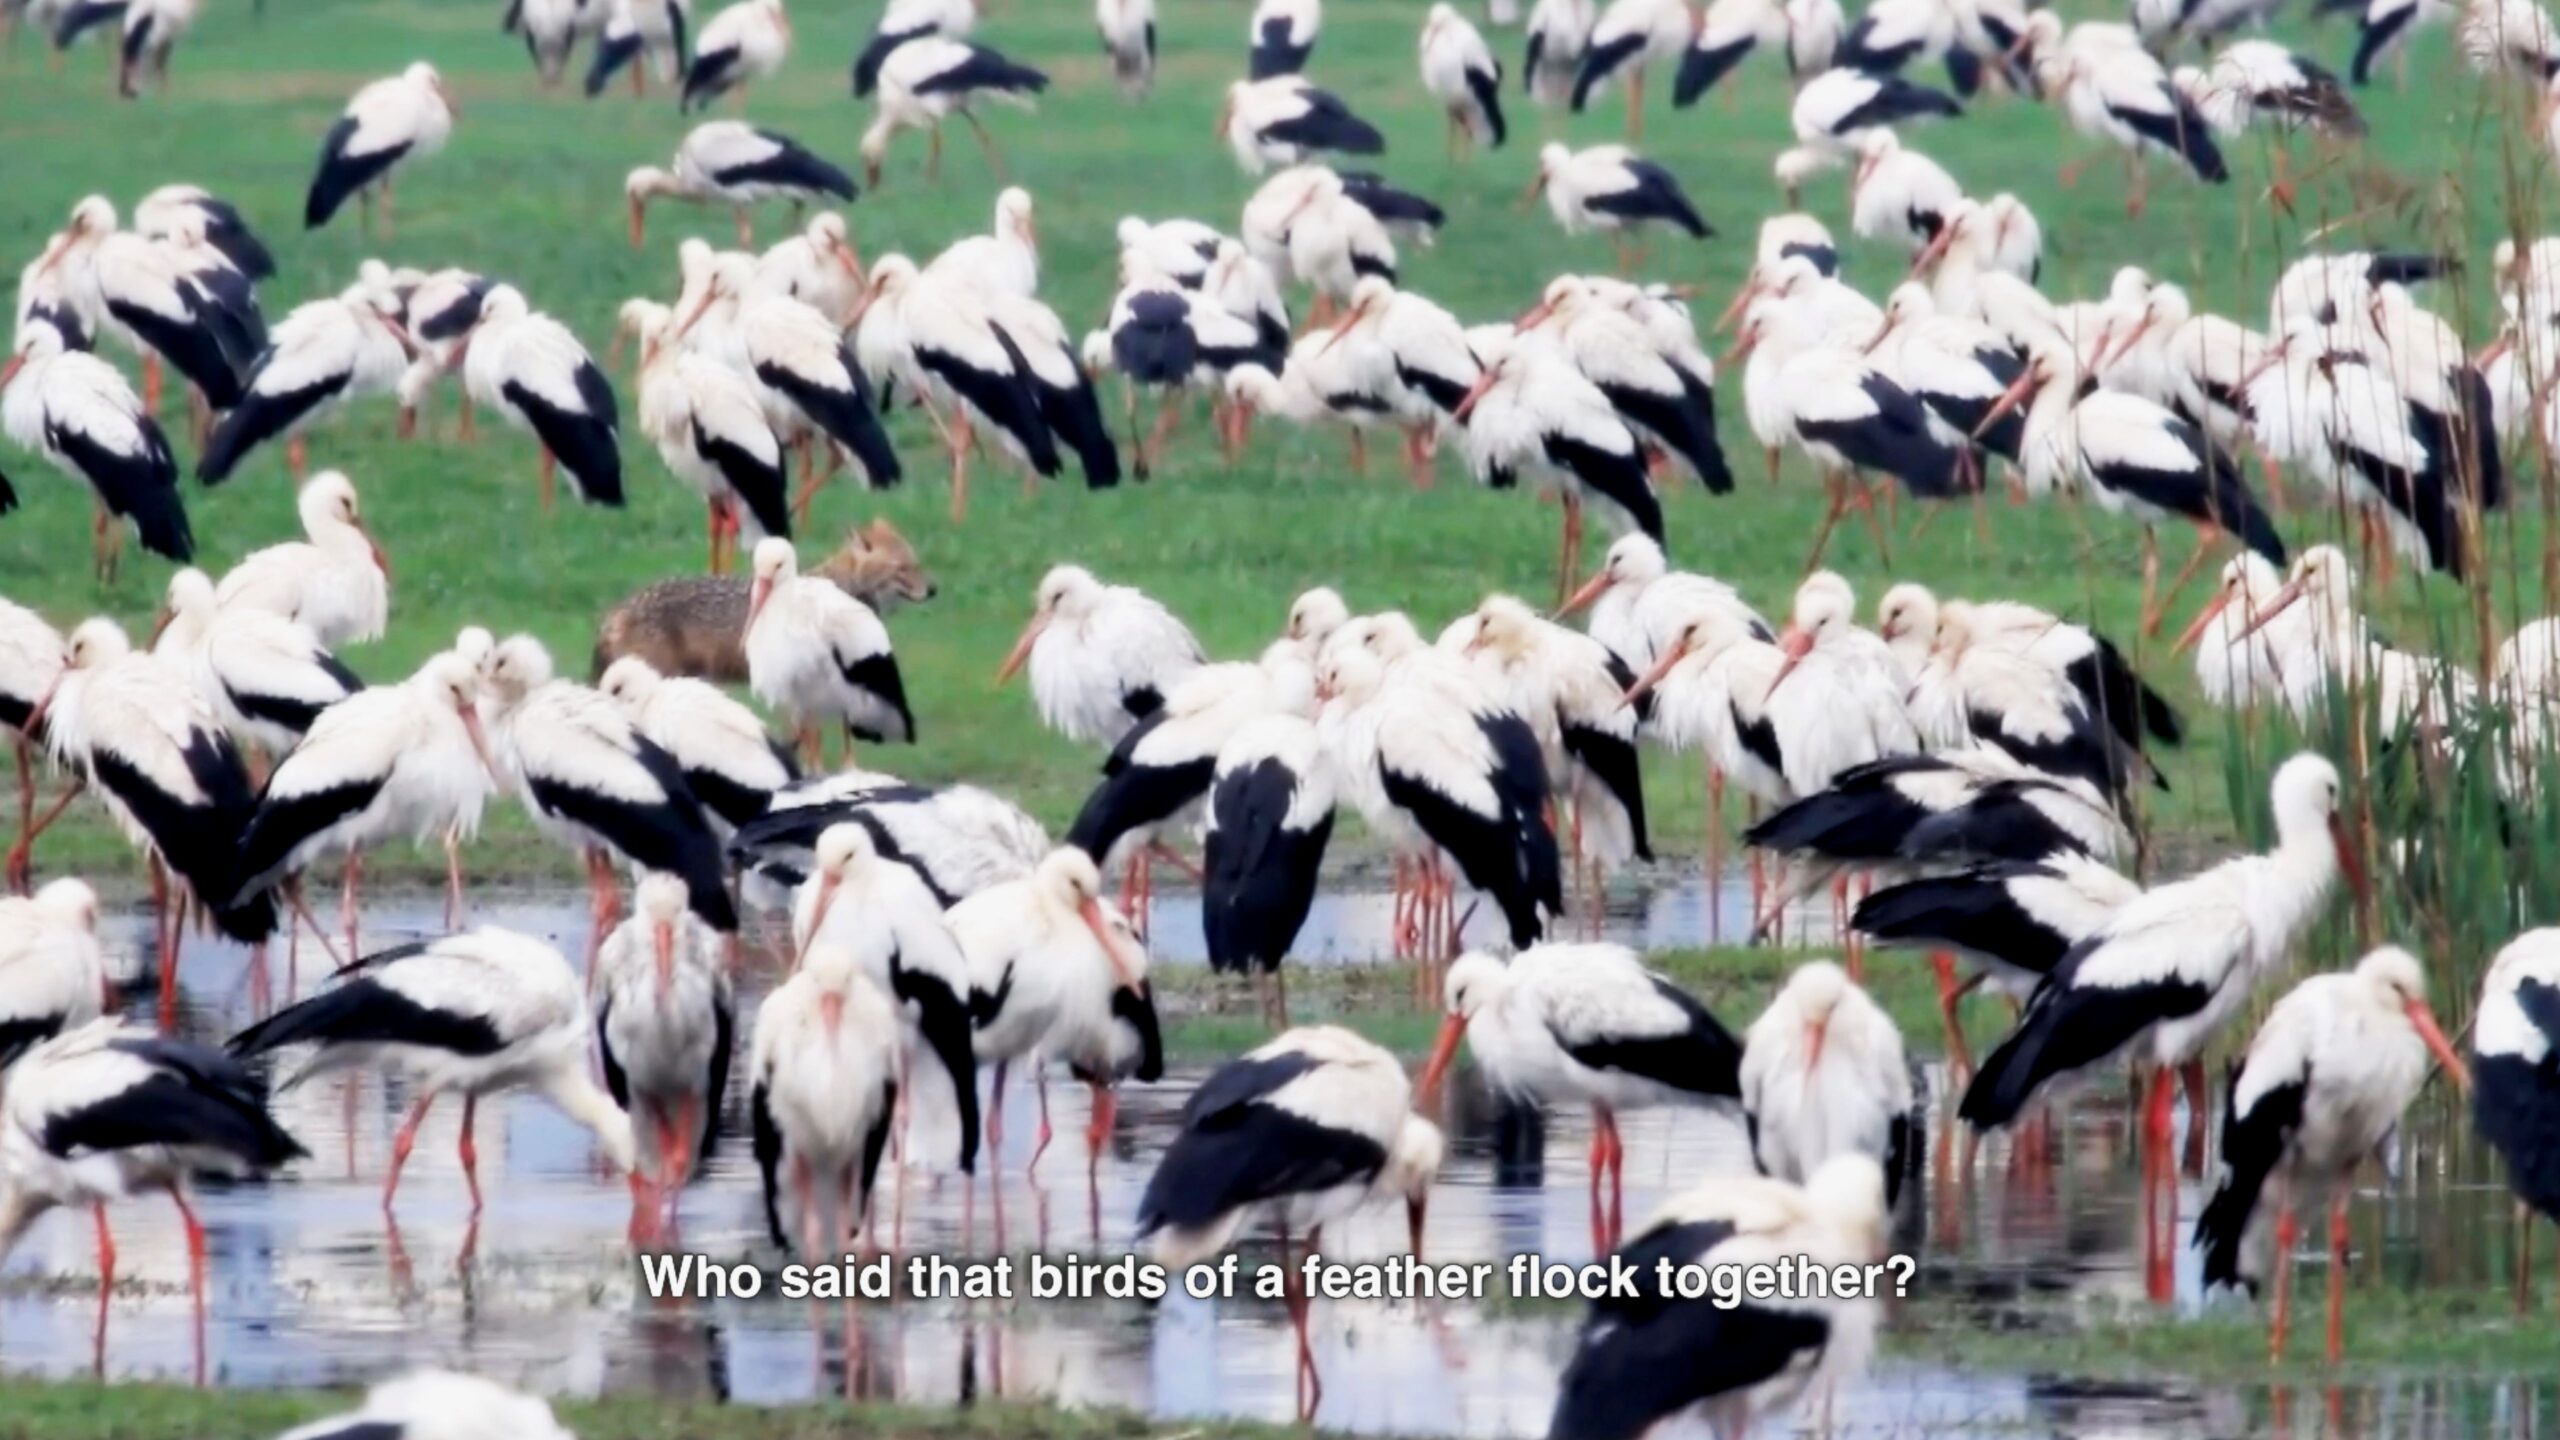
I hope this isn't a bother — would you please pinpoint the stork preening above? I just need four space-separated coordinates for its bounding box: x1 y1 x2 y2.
305 63 459 239
626 122 856 250
748 940 900 1254
1137 1025 1441 1415
996 564 1202 748
151 567 364 760
1740 961 1912 1207
228 927 640 1217
745 537 914 765
213 472 390 647
2195 946 2467 1362
1421 944 1740 1250
594 872 733 1197
600 654 795 829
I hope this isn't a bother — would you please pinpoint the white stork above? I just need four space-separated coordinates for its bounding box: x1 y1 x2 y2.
2018 13 2226 217
627 122 857 250
1136 1025 1442 1407
392 268 496 442
790 822 980 1173
0 1023 304 1323
1518 274 1729 489
26 196 262 418
1219 76 1387 174
756 212 867 325
928 185 1040 299
860 37 1050 187
1559 532 1770 675
1570 0 1699 137
852 0 971 95
1546 1157 1885 1440
198 281 417 484
1833 0 1970 85
852 254 1058 517
1420 5 1506 155
2243 318 2463 580
1774 67 1961 204
1421 944 1738 1248
1096 0 1156 95
595 871 732 1194
2 605 67 893
227 927 639 1214
134 185 274 282
584 0 692 97
627 300 789 573
231 649 497 942
2475 929 2560 1311
1847 130 1961 257
747 941 899 1253
1463 595 1651 908
1669 0 1793 109
478 633 737 939
0 879 105 1068
457 285 624 511
728 769 1048 909
2 319 190 579
745 537 914 765
681 250 903 515
1531 143 1712 268
1961 753 2360 1301
1741 960 1913 1205
508 0 610 88
2196 945 2467 1362
1524 0 1598 102
279 1373 575 1440
305 63 458 239
599 654 794 830
213 472 390 648
1455 331 1660 601
681 0 789 111
994 563 1202 747
1249 0 1320 77
151 567 363 760
1202 712 1337 1024
952 847 1162 1177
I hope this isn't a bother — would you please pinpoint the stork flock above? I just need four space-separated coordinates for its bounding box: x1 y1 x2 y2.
8 0 2560 1434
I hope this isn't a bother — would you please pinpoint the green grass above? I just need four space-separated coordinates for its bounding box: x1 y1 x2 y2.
3 0 2556 920
0 1378 1299 1440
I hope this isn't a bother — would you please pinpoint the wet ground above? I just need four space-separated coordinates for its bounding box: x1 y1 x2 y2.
1 875 2552 1438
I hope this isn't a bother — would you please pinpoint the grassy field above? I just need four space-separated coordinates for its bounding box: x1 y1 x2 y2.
1 0 2555 901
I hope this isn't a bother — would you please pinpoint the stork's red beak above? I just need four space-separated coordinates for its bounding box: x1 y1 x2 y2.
1452 368 1500 423
1417 1013 1468 1107
1971 367 2038 440
798 871 841 964
746 576 774 631
653 920 676 999
995 614 1047 684
1080 896 1143 987
1556 569 1614 619
2405 997 2470 1091
1620 633 1693 708
1768 627 1815 690
1804 1017 1828 1072
1514 298 1557 334
0 356 25 391
2233 575 2309 641
2172 589 2232 654
457 700 500 782
1908 225 1956 278
2328 811 2369 908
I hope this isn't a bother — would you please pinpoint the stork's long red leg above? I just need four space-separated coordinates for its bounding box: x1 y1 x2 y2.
341 848 363 962
1030 1064 1053 1172
1930 951 1973 1084
169 1184 207 1320
539 448 558 513
385 1093 436 1213
2326 1190 2351 1364
2269 1201 2297 1362
458 1093 484 1213
2143 1068 2175 1304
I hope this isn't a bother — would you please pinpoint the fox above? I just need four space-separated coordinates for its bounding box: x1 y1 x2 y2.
592 518 936 683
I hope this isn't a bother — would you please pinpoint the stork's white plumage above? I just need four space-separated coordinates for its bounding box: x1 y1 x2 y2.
746 940 899 1254
1463 595 1651 885
212 473 389 648
995 563 1202 748
1423 944 1738 1247
198 281 416 485
391 267 494 441
2475 929 2560 1306
584 0 693 97
1774 66 1961 202
1525 0 1599 102
0 879 105 1069
1532 143 1712 265
599 654 794 831
1420 4 1507 154
1455 331 1660 598
2244 318 2457 577
745 537 914 764
1901 600 2140 806
2175 552 2308 714
1569 0 1699 137
1667 0 1791 110
459 284 624 510
228 926 639 1214
628 301 789 573
756 213 866 326
2 319 191 578
681 0 790 111
232 649 498 935
2458 0 2560 77
1833 0 1966 81
1096 0 1157 95
0 1022 304 1322
2195 946 2466 1363
509 0 610 88
134 185 275 282
2019 13 2226 216
1219 76 1387 174
928 186 1040 299
859 36 1050 187
152 568 362 759
1249 0 1321 77
790 823 980 1173
26 195 262 415
1519 274 1730 490
593 872 733 1193
685 251 902 505
305 63 459 238
1847 130 1962 257
103 0 200 99
479 633 738 935
852 0 974 96
1559 532 1770 678
277 1372 575 1440
854 255 1060 516
2179 40 2365 141
2206 546 2470 743
1546 1157 1885 1440
730 768 1048 908
1741 961 1912 1204
627 122 858 251
952 848 1161 1175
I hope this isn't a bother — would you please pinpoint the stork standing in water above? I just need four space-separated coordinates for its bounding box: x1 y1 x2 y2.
457 285 624 512
624 122 857 250
996 564 1203 748
1546 1157 1886 1440
599 655 795 830
1740 961 1912 1206
1962 753 2361 1303
595 873 733 1204
792 823 982 1178
0 879 106 1068
2 320 191 580
1137 1025 1442 1418
32 619 274 1020
1420 944 1739 1250
2473 930 2560 1314
2195 946 2468 1362
745 538 913 766
228 928 641 1222
749 940 900 1255
304 63 459 240
1202 713 1336 1025
0 1022 305 1367
953 848 1160 1194
0 603 64 895
478 633 736 951
213 473 391 648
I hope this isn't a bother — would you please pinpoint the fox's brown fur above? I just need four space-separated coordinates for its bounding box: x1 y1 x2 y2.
592 519 936 683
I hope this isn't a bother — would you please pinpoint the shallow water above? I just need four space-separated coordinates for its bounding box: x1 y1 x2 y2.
0 880 2548 1437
